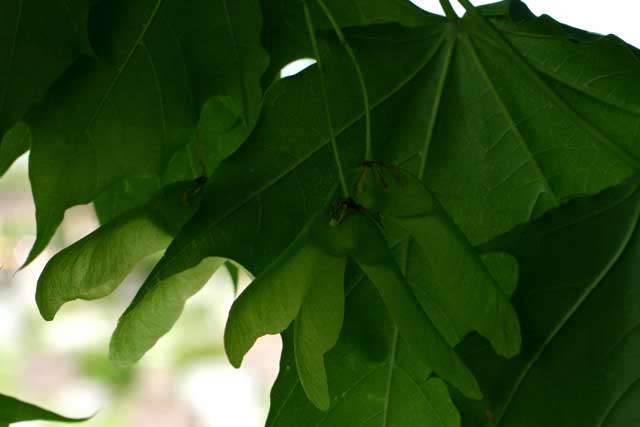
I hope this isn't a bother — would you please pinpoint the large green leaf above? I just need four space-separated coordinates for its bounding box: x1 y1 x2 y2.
24 0 268 264
0 0 92 138
454 178 640 426
104 4 640 413
0 393 89 425
146 0 640 301
407 11 640 245
125 0 640 391
36 179 205 320
3 1 640 425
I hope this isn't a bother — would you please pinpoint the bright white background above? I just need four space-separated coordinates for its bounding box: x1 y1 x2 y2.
283 1 640 77
1 1 638 427
414 0 640 46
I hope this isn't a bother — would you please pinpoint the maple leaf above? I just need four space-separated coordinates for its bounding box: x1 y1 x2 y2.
4 0 640 425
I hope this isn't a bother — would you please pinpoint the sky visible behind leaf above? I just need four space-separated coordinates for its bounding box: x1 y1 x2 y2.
415 0 640 49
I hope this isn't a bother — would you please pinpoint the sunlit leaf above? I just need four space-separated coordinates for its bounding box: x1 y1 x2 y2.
36 179 205 320
110 256 224 366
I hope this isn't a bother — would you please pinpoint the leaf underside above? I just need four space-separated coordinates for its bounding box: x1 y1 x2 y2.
3 0 640 426
454 178 640 426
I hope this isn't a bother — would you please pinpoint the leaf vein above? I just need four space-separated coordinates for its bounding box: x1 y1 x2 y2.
221 0 249 123
598 376 640 427
140 41 168 161
313 364 388 427
470 27 640 170
462 34 559 209
83 0 165 135
496 193 640 424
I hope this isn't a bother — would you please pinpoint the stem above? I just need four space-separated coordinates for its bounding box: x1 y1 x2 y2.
439 0 457 20
316 0 373 161
457 0 479 15
303 1 350 197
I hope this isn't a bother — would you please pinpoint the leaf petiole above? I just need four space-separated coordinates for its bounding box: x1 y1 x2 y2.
315 0 373 161
303 1 350 197
439 0 458 20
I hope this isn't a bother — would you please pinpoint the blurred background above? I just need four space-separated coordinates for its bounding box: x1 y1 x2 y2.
0 154 281 427
1 1 638 426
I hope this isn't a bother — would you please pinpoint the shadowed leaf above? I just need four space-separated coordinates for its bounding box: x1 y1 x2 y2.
455 178 640 426
0 393 90 425
0 0 93 138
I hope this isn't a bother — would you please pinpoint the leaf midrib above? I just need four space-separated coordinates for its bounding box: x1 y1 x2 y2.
462 33 559 208
382 241 410 427
417 34 454 179
409 32 517 352
597 376 640 427
469 15 640 171
83 0 165 135
139 41 169 162
77 0 164 203
496 27 640 116
221 0 250 123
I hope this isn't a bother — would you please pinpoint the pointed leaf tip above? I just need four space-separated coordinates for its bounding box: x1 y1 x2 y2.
110 257 223 366
0 393 92 425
